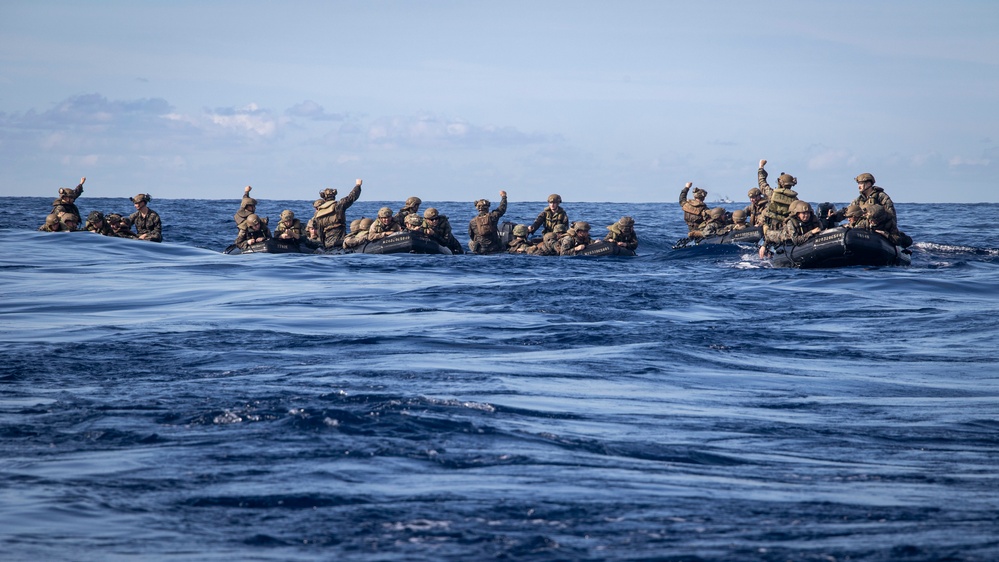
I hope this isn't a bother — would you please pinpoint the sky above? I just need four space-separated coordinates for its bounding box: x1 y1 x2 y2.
1 0 997 203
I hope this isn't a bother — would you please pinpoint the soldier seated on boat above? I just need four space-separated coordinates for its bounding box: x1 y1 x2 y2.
527 231 560 256
679 182 708 235
85 211 113 235
729 210 750 231
758 158 800 257
783 200 823 246
745 187 768 227
273 210 304 242
701 207 729 237
312 179 363 250
851 172 897 223
507 224 533 254
343 218 374 249
864 204 912 247
130 193 163 242
235 214 271 250
51 177 86 221
107 214 136 238
404 213 430 234
234 186 260 229
395 197 422 225
842 204 866 229
604 216 639 250
422 207 464 254
528 193 569 236
38 213 67 232
558 221 593 256
368 207 403 241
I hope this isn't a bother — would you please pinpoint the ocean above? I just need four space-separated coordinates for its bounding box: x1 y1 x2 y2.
2 196 998 561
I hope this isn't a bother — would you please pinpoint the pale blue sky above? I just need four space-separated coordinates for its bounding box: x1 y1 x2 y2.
1 0 996 202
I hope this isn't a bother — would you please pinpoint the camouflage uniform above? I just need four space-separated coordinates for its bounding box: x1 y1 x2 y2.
603 216 639 251
782 201 823 246
129 194 162 242
557 222 593 256
368 207 403 241
527 232 559 256
507 225 532 254
342 218 374 249
422 208 464 254
51 181 85 223
312 181 362 250
701 207 729 237
85 211 113 236
467 194 508 254
729 210 750 231
235 214 271 250
759 167 799 245
679 185 708 234
38 213 66 232
394 196 422 225
107 214 136 238
273 210 304 242
529 194 569 235
744 188 769 227
234 194 258 229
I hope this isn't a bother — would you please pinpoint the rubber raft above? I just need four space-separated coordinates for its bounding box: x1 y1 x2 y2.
673 226 763 249
224 232 453 255
771 227 911 268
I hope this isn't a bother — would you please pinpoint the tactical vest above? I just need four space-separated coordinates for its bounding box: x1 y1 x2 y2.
763 188 798 231
471 214 496 237
682 201 706 229
544 209 567 233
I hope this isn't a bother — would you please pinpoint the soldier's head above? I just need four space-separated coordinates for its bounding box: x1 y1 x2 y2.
246 214 262 228
280 209 295 223
405 214 423 229
312 198 324 210
359 217 374 231
57 187 77 202
44 213 62 229
404 196 422 210
348 218 362 234
573 221 591 238
618 216 635 231
377 206 393 223
547 193 562 210
130 193 150 208
789 199 813 219
423 207 439 221
553 223 568 235
708 207 726 222
474 199 490 213
777 173 797 189
512 224 529 238
87 210 105 224
866 204 888 227
240 197 257 212
747 187 762 201
107 213 124 228
844 204 863 224
60 212 80 230
855 172 876 195
693 187 707 201
732 209 747 225
319 188 338 201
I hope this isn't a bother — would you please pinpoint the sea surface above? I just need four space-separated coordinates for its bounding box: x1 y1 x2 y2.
2 196 998 561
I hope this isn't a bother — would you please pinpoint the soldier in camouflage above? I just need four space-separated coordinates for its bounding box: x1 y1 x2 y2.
604 216 639 251
129 193 162 242
528 194 569 236
467 191 508 254
311 179 363 250
678 182 708 235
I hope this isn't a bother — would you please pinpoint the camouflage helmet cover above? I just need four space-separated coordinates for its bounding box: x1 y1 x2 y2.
692 187 708 199
854 172 876 184
404 196 422 207
573 221 591 232
319 188 338 200
359 217 374 230
245 213 261 226
405 214 423 226
777 174 797 188
618 215 635 226
45 213 60 226
87 210 105 222
280 209 295 221
553 223 568 234
512 224 529 237
240 197 257 209
732 209 747 221
130 193 151 204
789 200 813 214
474 199 490 210
748 187 762 198
377 206 393 218
708 207 726 220
349 218 362 233
423 207 439 219
844 203 864 218
547 193 562 204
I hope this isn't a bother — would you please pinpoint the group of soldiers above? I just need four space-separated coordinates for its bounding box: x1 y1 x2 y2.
232 182 639 255
679 159 912 256
37 177 162 242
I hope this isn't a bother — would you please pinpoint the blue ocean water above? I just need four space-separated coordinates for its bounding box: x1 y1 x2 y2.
2 196 998 561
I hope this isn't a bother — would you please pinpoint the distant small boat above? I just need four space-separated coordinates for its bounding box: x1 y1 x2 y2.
712 196 735 204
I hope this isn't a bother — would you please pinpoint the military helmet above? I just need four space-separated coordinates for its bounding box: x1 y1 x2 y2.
377 206 393 218
789 200 812 214
130 193 151 204
844 203 864 218
547 193 562 204
349 218 362 233
319 188 338 201
553 223 568 234
574 221 591 232
359 217 374 230
866 204 888 225
405 214 423 226
474 199 490 210
423 207 439 219
404 196 422 208
280 209 295 221
542 232 557 243
58 187 76 198
60 212 79 226
240 197 257 209
777 173 797 188
732 209 747 222
708 207 726 220
512 224 529 237
246 213 261 226
854 172 876 184
618 216 634 226
312 198 324 209
747 187 762 198
107 213 123 224
87 210 105 223
693 187 707 200
45 213 60 226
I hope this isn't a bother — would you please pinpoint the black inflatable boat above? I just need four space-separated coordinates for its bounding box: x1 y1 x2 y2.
345 231 453 255
223 239 313 255
673 226 763 249
771 227 911 268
